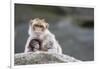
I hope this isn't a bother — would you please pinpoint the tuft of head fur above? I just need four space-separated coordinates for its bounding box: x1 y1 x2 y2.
29 18 49 29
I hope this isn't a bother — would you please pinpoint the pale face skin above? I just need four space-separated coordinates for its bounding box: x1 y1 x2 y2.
30 18 49 36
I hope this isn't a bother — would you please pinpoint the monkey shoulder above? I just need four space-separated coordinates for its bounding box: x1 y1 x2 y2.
45 30 55 39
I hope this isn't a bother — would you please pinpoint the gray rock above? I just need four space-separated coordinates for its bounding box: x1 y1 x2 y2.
14 52 81 65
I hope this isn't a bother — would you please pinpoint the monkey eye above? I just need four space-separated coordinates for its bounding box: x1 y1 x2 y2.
34 24 44 28
39 25 43 28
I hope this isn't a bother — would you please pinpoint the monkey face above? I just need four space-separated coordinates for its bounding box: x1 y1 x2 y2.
33 24 45 32
30 18 49 34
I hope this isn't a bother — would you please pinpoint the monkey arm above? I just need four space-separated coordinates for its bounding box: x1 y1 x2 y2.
47 39 62 54
24 37 33 53
42 34 62 54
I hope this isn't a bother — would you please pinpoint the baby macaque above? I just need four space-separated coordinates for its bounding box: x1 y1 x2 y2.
28 39 40 52
24 18 62 54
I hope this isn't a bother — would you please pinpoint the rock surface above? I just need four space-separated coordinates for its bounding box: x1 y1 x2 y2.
14 52 81 65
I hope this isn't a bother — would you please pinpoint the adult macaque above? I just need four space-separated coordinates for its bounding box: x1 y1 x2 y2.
24 18 62 54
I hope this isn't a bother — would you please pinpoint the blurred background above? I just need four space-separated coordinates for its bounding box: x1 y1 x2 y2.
15 4 94 61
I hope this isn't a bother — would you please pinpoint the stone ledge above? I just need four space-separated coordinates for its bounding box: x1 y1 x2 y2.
14 52 81 65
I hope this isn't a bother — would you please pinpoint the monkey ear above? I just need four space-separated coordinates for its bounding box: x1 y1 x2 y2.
29 19 33 25
46 23 49 28
42 19 45 22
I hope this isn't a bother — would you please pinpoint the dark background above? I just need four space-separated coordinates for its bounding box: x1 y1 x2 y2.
15 3 94 61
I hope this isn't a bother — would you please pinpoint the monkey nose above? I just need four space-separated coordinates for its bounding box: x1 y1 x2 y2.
36 28 42 31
